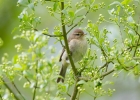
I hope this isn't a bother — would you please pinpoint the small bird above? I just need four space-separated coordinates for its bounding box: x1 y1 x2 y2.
57 29 88 83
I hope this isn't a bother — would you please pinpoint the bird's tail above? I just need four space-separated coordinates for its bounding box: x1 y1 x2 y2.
57 64 68 83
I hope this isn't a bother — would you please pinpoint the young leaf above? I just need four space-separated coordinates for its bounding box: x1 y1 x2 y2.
121 0 132 5
77 80 86 85
108 8 115 16
127 16 135 23
75 7 85 14
68 10 75 17
18 0 28 6
53 2 58 11
28 3 35 11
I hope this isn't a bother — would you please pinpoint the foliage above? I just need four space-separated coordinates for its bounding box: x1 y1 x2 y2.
0 0 140 100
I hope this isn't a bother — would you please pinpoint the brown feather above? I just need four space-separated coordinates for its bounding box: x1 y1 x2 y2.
59 48 65 62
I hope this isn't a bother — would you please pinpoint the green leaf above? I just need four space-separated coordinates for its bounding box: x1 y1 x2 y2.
53 2 58 11
110 1 122 6
18 0 28 5
34 31 42 42
93 24 99 39
121 0 132 5
28 3 35 11
108 8 115 16
14 64 22 70
11 27 18 34
31 52 36 61
127 16 135 23
77 80 86 85
34 17 41 24
61 9 67 15
68 10 75 17
75 7 85 14
125 60 137 67
13 55 18 64
109 1 124 12
18 9 28 21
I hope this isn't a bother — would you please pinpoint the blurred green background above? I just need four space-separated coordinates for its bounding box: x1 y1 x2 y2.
0 0 140 100
0 0 22 57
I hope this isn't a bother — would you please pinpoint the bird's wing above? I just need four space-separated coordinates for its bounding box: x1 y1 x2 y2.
59 48 65 62
59 34 74 62
59 38 73 62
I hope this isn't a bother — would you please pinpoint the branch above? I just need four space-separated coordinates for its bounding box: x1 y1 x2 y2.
133 24 140 56
133 36 140 56
32 78 38 100
32 61 39 100
43 33 63 37
126 43 140 52
97 61 111 72
1 78 20 100
100 47 109 71
34 28 63 37
24 76 31 84
61 2 77 75
78 77 90 82
12 81 25 100
100 69 115 78
117 56 129 71
70 80 80 100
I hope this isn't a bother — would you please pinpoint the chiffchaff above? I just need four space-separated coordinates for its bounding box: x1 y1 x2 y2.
57 29 87 83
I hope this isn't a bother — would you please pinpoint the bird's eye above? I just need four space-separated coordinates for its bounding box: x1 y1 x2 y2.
75 33 80 36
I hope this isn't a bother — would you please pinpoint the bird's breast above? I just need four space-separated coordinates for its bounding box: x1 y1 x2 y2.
72 38 87 62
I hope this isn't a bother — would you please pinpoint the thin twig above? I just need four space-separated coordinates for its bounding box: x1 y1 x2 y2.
70 80 80 100
12 81 25 100
43 33 63 37
115 21 124 46
97 61 111 72
100 69 115 78
126 44 140 52
78 66 86 74
32 78 38 100
78 77 90 82
117 57 129 71
34 28 63 37
24 76 31 84
1 78 20 100
100 47 108 71
133 36 140 56
67 92 71 97
32 61 38 100
57 38 64 47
